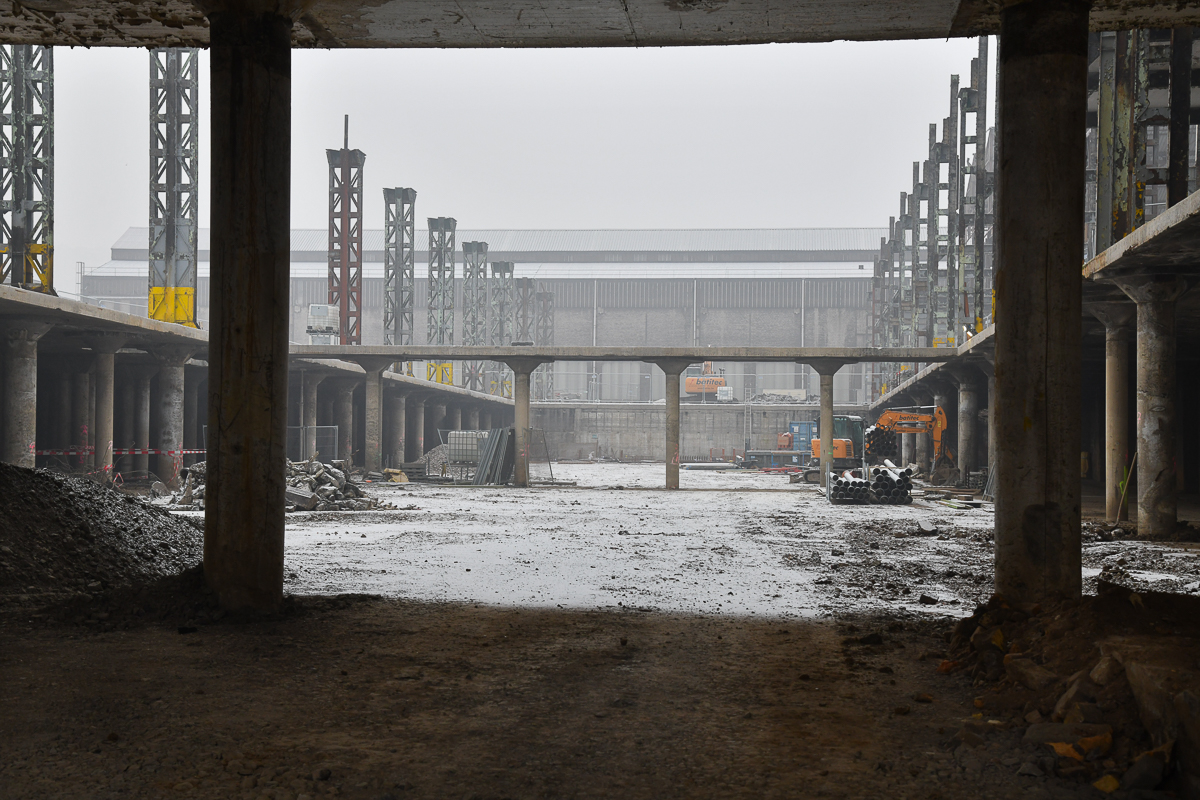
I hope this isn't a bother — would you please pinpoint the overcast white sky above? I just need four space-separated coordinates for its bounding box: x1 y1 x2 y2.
55 37 991 293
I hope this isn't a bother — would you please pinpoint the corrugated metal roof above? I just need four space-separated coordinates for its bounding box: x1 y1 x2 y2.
111 226 886 257
88 259 871 280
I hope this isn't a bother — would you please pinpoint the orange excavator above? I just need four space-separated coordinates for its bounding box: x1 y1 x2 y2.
684 361 727 397
865 406 956 482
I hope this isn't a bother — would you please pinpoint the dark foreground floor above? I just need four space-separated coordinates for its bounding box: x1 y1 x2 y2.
1 598 1113 800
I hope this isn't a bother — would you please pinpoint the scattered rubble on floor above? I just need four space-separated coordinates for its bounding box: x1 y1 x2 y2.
171 459 395 512
0 462 202 607
930 582 1200 796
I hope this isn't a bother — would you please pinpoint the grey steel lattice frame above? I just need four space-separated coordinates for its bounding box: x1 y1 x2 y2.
382 187 416 348
488 261 514 396
0 45 53 294
533 287 555 400
427 217 456 346
958 37 992 337
514 277 535 343
327 119 365 345
461 240 488 391
148 48 198 326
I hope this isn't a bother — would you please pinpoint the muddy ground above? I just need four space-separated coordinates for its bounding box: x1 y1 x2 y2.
2 463 1197 799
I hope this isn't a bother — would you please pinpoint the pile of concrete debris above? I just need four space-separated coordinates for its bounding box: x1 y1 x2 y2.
417 444 450 475
174 459 385 512
0 462 202 605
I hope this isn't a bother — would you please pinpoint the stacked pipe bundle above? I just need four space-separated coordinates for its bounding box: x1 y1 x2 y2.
870 459 914 504
864 425 898 461
827 470 870 504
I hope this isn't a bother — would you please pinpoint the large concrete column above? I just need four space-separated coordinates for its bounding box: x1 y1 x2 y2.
204 2 296 612
993 0 1088 604
914 393 931 473
506 360 540 487
1113 276 1190 538
2 324 48 467
464 406 479 430
386 392 405 468
809 359 842 487
183 368 199 467
407 394 425 461
353 358 392 473
447 406 462 431
71 368 90 470
91 336 126 480
657 360 689 490
133 368 155 475
334 382 355 465
953 370 982 487
479 408 491 430
301 372 325 460
427 402 446 450
901 431 913 467
155 349 191 488
1088 303 1135 521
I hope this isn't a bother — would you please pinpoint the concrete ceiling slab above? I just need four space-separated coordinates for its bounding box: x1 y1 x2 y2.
6 1 1200 49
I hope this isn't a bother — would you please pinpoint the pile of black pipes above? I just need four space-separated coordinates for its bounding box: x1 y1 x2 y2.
827 470 870 504
870 459 914 504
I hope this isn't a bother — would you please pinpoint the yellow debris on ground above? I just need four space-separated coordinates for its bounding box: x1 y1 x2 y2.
384 469 409 483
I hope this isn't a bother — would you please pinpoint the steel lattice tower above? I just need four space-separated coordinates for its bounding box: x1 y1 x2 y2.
148 48 198 326
533 287 555 400
460 240 488 391
514 277 535 343
427 217 456 383
0 45 54 294
327 116 365 345
383 187 416 346
488 261 514 397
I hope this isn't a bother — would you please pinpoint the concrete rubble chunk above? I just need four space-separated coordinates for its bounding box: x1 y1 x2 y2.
1005 657 1058 691
285 486 319 511
1090 655 1124 686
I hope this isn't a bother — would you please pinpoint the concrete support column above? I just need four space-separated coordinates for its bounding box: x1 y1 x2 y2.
91 336 125 480
993 0 1088 603
986 371 996 470
2 325 48 467
335 383 355 465
407 395 425 461
464 406 479 430
901 432 914 467
956 376 980 487
427 402 446 449
447 406 462 431
386 393 405 468
183 368 199 467
809 359 842 488
507 360 539 487
1088 303 1135 521
657 360 689 490
479 409 492 430
133 369 155 475
71 369 90 470
301 372 325 460
204 3 296 611
155 349 191 488
1114 276 1190 538
364 369 384 472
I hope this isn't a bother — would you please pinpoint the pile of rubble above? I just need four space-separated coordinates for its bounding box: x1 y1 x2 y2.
174 459 387 512
0 462 202 603
417 444 450 475
934 583 1200 794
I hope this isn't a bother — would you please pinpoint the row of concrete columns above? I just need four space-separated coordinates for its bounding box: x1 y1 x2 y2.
0 329 199 485
1089 275 1190 539
294 368 511 471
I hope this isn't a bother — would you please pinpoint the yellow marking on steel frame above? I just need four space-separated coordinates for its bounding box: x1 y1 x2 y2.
0 244 55 294
426 362 453 384
148 286 199 328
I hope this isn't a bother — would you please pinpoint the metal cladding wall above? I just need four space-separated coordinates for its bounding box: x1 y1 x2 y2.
533 402 862 462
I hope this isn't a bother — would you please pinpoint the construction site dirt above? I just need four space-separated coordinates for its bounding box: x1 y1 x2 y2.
2 463 1199 799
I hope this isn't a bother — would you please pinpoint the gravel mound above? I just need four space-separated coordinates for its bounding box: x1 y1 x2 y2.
418 444 449 473
0 463 202 603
